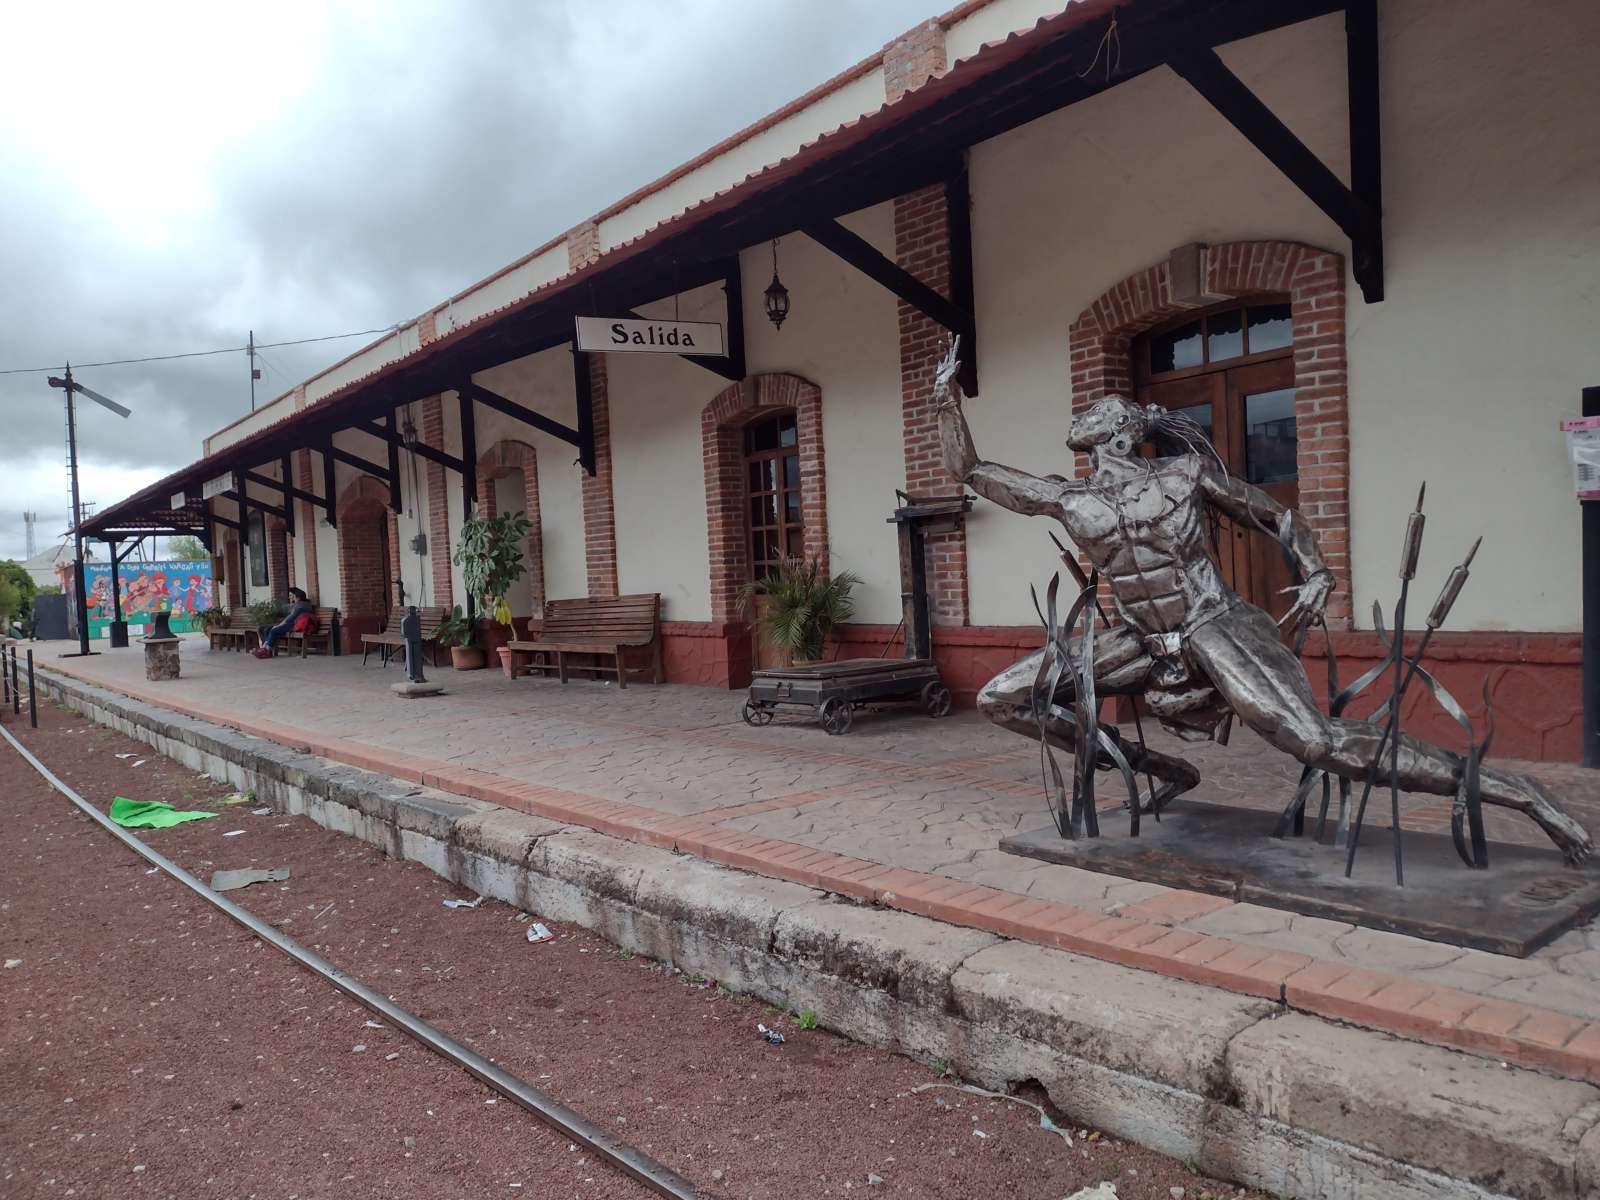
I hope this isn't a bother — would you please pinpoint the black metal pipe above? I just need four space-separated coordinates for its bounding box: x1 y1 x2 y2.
1584 385 1600 768
26 649 37 728
10 647 19 715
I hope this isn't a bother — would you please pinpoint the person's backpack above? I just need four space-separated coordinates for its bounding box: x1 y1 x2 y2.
291 610 317 635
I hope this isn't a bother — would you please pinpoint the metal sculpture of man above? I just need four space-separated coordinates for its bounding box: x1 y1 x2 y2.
933 339 1592 865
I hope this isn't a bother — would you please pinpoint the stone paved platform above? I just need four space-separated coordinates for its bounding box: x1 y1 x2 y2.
31 635 1600 1084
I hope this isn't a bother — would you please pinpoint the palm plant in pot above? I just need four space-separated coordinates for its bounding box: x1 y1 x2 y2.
737 556 860 666
453 509 531 672
436 605 485 670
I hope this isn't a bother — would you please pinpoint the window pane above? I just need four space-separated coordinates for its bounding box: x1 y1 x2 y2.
1247 303 1293 354
745 417 780 453
783 492 801 523
1244 388 1298 484
750 494 776 529
779 413 797 447
1149 320 1203 374
782 454 799 489
1206 308 1244 362
1149 402 1213 459
750 530 770 565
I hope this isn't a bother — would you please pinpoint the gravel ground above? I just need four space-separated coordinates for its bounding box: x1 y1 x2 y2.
1 700 1265 1200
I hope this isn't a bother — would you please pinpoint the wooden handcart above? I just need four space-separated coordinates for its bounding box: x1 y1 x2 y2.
741 491 970 735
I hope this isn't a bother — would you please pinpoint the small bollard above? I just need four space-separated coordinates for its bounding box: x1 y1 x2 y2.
142 612 181 682
26 648 37 728
391 605 444 699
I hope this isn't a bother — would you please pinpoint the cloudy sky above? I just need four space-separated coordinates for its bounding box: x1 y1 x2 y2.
0 0 949 562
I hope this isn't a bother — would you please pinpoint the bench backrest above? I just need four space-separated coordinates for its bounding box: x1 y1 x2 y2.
226 607 254 629
384 605 446 634
541 593 660 646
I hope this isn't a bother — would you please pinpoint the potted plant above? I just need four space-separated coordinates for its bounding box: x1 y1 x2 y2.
737 556 860 666
436 605 485 670
454 509 531 673
197 606 227 633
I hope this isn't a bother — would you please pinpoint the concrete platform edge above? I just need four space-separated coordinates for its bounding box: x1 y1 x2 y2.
33 670 1600 1200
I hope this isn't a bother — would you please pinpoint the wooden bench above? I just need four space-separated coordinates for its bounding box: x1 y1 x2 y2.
207 607 258 652
506 593 662 688
360 605 445 667
268 606 341 658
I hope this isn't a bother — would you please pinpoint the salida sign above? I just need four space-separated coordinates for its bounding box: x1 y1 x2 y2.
574 316 726 357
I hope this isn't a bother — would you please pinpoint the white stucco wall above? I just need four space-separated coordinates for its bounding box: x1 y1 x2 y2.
470 346 589 608
962 0 1596 631
206 393 296 454
598 68 889 250
946 0 1070 65
602 201 904 625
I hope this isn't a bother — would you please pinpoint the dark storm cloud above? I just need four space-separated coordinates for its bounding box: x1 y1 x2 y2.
0 0 945 558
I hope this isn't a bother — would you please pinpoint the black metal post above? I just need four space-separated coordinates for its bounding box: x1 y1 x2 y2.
27 649 37 728
10 647 19 715
65 366 93 656
458 389 478 623
1584 386 1600 768
2 646 9 703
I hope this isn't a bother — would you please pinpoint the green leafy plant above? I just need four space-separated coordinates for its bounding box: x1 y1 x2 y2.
454 509 530 628
737 556 860 664
0 560 37 627
166 535 207 560
796 1007 818 1031
196 606 227 629
245 599 286 628
436 605 477 649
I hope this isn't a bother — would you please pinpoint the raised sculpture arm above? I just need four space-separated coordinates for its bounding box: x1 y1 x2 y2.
935 339 1066 518
1198 462 1333 628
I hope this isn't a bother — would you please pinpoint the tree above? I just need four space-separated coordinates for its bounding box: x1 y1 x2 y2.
167 536 207 561
0 574 18 629
0 561 36 626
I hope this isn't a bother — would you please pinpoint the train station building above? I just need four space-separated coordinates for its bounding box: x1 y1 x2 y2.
81 0 1597 759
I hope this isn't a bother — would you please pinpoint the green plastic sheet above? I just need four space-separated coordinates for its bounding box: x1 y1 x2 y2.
107 796 218 829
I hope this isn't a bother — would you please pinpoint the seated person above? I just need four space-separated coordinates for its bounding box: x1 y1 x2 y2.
253 588 315 659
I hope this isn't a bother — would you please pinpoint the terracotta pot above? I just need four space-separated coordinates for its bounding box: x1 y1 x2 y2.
478 619 514 656
450 645 486 670
496 645 518 679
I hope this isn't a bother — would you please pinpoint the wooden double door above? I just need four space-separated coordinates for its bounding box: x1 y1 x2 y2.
1141 356 1299 621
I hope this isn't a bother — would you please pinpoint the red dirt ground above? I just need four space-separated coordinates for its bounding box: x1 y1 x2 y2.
0 700 1263 1199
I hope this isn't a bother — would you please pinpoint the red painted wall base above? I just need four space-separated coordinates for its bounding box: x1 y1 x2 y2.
655 623 1582 763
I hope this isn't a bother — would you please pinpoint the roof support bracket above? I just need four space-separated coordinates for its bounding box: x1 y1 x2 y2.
571 350 597 477
802 214 978 393
620 256 746 382
358 418 466 474
1170 41 1383 303
322 442 338 531
328 445 398 513
456 379 585 453
243 469 328 514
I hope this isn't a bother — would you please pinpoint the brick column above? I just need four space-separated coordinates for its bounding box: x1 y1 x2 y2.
567 222 618 599
886 24 966 625
580 354 618 598
421 395 453 608
295 449 321 602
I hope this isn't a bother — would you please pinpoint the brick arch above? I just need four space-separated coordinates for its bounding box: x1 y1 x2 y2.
336 474 397 641
475 439 544 618
1067 240 1351 625
701 373 827 623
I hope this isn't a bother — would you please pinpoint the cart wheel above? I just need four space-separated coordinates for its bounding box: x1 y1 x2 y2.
921 682 953 719
741 700 774 727
817 697 853 736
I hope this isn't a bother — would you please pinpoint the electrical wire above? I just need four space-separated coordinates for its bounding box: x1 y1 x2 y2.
0 326 401 376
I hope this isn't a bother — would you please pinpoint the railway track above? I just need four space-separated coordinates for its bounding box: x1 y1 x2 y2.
0 719 699 1200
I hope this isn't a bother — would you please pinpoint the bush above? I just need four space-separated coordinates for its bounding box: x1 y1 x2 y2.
245 600 287 628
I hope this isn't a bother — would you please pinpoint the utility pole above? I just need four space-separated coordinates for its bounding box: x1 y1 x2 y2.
47 366 131 658
23 511 37 559
248 329 260 411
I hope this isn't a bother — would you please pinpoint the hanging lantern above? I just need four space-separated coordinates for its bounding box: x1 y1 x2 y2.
764 238 790 330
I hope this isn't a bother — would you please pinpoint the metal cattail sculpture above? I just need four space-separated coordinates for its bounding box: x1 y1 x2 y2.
1344 483 1491 880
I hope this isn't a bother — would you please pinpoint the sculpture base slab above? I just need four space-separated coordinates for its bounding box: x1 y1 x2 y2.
391 682 445 699
999 800 1600 957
